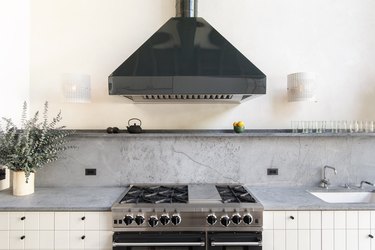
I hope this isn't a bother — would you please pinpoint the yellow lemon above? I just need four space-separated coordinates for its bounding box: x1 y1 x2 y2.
233 122 237 126
237 121 245 127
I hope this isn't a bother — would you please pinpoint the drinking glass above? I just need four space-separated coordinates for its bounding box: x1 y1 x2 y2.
291 121 299 133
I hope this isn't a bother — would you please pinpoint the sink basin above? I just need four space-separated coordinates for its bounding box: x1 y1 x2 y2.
309 191 375 203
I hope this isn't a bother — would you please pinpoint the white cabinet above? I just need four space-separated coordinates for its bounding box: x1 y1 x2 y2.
266 210 375 250
0 211 111 250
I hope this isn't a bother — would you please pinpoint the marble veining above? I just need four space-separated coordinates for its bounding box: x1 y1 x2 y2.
33 135 375 187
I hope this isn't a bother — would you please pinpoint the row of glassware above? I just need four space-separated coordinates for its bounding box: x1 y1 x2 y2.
291 120 375 133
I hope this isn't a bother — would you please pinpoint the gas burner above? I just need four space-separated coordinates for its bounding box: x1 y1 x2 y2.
216 185 256 203
120 185 188 204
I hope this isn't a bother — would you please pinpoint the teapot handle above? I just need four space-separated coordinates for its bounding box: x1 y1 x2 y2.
128 118 142 126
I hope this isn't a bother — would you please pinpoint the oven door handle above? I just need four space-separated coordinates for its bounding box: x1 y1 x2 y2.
113 242 206 247
211 241 262 247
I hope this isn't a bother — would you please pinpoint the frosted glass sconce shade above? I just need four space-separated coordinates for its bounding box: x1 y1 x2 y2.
287 72 316 102
62 74 91 103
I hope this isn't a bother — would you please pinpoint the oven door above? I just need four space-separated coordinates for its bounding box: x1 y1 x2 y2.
208 232 262 250
113 232 206 250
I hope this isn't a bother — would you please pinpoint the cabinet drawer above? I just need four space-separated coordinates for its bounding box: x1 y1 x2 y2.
84 212 100 231
55 230 70 250
9 230 24 250
84 231 100 249
70 212 85 231
9 212 24 231
24 230 39 250
70 230 85 249
285 211 298 229
39 212 54 230
0 213 9 231
0 231 9 250
24 212 39 231
99 212 112 231
39 230 54 250
55 212 70 231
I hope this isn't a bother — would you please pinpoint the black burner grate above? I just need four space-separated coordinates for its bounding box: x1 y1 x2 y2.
120 185 188 204
216 185 256 203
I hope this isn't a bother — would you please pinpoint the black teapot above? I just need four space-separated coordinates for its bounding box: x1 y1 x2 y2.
127 118 142 133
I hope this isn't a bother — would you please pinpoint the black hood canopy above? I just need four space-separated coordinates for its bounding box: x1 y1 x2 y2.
109 0 266 103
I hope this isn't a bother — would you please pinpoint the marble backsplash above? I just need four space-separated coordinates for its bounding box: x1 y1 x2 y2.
35 134 375 187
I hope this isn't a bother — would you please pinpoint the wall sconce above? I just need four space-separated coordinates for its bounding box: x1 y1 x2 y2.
287 72 316 102
62 73 91 103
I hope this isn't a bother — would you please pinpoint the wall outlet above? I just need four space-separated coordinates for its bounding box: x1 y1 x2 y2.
85 168 96 176
267 168 278 175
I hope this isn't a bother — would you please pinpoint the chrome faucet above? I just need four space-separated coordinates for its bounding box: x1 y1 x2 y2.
359 180 375 189
321 165 337 189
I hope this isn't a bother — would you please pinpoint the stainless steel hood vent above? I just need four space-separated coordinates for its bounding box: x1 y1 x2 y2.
108 0 266 103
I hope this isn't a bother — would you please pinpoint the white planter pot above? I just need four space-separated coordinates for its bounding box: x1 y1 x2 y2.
13 171 35 196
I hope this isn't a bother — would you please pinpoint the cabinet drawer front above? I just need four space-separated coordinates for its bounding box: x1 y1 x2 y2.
359 211 371 229
9 230 24 250
55 231 70 250
347 211 359 229
273 211 286 230
24 230 39 250
297 211 309 229
285 211 298 229
334 211 346 229
39 231 54 250
0 231 9 250
99 212 112 231
24 212 39 231
9 212 24 231
310 211 321 230
84 231 100 249
70 212 85 231
84 212 100 231
69 230 85 250
99 231 113 250
39 212 54 230
0 213 9 231
55 212 70 231
322 211 334 229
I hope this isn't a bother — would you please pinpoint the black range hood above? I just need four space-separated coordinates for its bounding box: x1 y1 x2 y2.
108 0 266 103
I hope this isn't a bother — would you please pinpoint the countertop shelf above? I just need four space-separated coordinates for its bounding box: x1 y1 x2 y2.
71 129 375 138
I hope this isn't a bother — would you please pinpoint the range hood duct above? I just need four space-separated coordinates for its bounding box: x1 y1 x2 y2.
108 0 266 103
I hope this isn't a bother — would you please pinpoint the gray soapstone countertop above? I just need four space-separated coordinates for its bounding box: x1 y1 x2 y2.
247 186 375 211
0 187 125 211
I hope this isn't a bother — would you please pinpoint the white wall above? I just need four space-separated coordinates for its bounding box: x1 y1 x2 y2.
0 0 30 125
28 0 375 129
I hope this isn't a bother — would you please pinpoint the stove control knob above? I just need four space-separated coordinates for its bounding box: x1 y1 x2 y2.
220 215 231 227
160 214 170 225
243 213 253 225
171 214 181 225
135 215 145 225
148 216 159 227
207 214 217 225
232 214 242 225
123 215 134 225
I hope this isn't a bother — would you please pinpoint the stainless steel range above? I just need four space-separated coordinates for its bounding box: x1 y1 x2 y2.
111 184 263 250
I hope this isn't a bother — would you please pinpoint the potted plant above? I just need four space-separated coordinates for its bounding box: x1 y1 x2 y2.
0 102 74 196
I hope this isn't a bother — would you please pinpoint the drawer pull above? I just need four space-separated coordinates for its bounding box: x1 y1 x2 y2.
20 236 25 240
289 216 295 220
369 234 374 239
81 216 86 221
21 216 26 221
81 235 86 240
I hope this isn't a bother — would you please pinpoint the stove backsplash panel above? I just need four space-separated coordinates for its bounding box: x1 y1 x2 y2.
35 136 375 187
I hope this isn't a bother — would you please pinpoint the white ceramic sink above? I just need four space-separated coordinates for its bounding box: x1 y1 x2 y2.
309 191 375 203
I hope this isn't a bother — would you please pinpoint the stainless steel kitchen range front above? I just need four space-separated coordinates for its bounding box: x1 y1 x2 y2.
111 184 263 250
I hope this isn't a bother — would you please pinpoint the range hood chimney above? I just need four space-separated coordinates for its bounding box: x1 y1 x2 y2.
108 0 266 103
176 0 197 18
